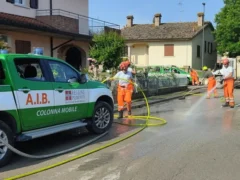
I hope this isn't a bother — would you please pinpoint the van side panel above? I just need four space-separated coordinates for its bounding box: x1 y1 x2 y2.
0 85 21 133
0 58 21 133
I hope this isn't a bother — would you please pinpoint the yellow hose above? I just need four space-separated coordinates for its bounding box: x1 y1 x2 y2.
4 77 167 180
5 77 208 180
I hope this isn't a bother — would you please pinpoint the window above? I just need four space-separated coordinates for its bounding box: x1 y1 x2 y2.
163 68 171 73
15 40 31 54
208 42 212 54
204 41 207 53
48 61 79 83
0 61 5 80
197 45 201 58
172 68 180 74
6 0 38 9
30 0 38 9
6 0 14 3
14 0 25 5
122 46 128 57
14 58 46 81
0 35 8 43
164 44 174 56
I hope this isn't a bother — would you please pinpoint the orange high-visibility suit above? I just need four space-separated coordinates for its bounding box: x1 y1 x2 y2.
114 62 133 116
190 69 199 85
213 58 235 108
203 70 218 98
128 79 134 93
207 76 218 98
223 78 234 106
117 84 132 112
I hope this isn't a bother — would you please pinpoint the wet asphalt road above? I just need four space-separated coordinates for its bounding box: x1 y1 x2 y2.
2 89 240 180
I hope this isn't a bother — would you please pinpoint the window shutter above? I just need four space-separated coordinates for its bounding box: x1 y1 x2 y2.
15 40 31 54
23 41 31 54
164 44 174 56
15 40 24 54
197 45 201 57
30 0 38 9
6 0 14 3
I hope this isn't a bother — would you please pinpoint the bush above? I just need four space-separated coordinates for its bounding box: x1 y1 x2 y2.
89 31 125 71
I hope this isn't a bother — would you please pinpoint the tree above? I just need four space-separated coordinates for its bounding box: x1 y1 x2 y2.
214 0 240 56
89 31 125 70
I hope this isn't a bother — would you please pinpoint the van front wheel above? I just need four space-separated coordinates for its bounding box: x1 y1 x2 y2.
0 120 14 167
86 101 113 134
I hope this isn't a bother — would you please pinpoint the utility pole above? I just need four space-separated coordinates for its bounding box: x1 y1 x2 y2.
201 2 206 68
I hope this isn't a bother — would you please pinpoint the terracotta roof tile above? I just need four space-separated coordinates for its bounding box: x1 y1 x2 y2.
0 12 91 39
0 12 57 30
121 22 213 41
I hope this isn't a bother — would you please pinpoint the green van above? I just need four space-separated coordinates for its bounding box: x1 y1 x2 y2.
147 65 192 84
0 53 114 167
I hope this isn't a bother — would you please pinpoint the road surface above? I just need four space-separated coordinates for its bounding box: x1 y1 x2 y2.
1 88 240 180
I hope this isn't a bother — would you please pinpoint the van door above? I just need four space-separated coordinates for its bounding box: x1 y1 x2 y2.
46 60 89 125
11 58 55 131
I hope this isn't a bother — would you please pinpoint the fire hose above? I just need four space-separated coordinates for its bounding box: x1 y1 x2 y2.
1 71 236 179
2 77 168 180
2 77 210 180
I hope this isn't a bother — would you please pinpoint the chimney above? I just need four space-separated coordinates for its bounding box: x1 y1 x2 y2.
126 15 134 27
197 12 204 26
154 13 162 26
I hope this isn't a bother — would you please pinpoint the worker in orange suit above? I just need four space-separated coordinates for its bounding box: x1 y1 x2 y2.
213 58 235 108
190 68 199 85
202 66 218 99
112 61 133 118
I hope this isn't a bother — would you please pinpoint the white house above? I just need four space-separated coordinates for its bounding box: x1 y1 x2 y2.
121 12 217 70
0 0 119 69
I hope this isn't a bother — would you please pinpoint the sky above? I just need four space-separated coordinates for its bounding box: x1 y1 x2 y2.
89 0 224 28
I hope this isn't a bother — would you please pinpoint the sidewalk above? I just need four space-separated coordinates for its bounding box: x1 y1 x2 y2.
113 87 206 112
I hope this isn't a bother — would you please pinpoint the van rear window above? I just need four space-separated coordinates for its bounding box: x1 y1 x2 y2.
14 58 46 82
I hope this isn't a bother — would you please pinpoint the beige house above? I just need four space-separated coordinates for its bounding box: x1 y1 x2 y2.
0 0 119 69
121 13 217 70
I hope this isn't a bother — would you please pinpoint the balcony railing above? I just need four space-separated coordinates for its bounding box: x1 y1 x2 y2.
36 9 120 36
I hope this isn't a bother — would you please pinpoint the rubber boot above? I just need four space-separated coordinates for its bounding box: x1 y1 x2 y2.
118 110 123 119
230 102 235 108
222 102 229 107
128 111 131 116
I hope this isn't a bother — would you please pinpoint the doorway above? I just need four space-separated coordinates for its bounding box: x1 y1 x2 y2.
65 47 81 70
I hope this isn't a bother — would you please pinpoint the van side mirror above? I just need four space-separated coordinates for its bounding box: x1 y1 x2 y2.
79 74 87 84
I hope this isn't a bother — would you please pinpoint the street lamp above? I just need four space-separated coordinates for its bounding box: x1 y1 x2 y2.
202 2 206 68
